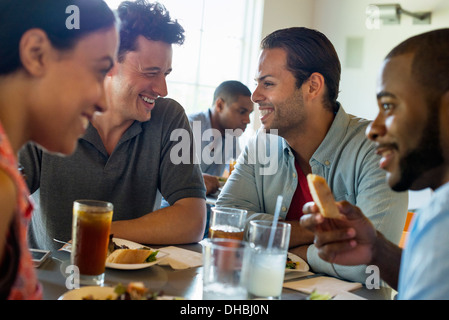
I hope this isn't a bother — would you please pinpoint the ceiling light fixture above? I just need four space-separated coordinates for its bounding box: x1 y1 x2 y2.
366 4 431 28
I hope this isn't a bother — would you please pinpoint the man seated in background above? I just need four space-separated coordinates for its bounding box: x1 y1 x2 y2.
162 80 253 237
19 0 206 251
190 80 253 195
216 27 408 283
301 28 449 299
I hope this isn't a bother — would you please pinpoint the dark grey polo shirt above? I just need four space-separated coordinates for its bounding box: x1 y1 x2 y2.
19 98 206 251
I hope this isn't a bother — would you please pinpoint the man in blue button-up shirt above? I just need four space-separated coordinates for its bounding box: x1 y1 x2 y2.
216 27 408 283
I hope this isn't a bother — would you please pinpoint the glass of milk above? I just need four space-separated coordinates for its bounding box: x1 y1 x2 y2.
246 220 291 299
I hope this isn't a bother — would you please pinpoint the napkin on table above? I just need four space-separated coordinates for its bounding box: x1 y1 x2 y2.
157 246 203 270
283 276 363 297
283 271 315 281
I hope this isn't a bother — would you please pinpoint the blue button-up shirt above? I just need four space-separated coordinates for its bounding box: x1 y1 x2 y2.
189 110 240 177
217 106 408 283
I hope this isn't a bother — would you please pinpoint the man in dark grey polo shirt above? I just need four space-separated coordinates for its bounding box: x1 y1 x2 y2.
19 1 206 251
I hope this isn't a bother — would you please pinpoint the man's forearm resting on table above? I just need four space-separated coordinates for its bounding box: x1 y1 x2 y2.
110 198 206 245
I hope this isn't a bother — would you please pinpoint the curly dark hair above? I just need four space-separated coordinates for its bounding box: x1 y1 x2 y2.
117 0 185 62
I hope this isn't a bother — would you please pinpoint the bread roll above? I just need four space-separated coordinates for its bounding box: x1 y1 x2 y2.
307 174 340 218
106 249 153 264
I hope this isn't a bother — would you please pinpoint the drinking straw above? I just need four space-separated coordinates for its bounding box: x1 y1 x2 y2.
268 195 283 250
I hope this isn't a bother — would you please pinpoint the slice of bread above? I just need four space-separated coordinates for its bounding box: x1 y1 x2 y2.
106 249 153 264
307 174 340 218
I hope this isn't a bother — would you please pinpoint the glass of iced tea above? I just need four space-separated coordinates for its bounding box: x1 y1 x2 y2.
71 200 113 286
209 207 247 240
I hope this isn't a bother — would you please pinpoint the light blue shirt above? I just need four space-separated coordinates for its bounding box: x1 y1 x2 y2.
217 106 408 283
189 110 240 177
398 182 449 299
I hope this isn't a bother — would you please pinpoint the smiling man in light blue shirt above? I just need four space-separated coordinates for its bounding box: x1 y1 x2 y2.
216 27 408 283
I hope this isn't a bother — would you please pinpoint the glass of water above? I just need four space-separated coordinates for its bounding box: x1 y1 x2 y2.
202 238 250 300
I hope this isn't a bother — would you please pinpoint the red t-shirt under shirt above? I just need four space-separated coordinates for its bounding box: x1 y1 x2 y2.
286 160 313 220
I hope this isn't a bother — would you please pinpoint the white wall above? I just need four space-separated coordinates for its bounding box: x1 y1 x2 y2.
314 0 449 120
260 0 314 37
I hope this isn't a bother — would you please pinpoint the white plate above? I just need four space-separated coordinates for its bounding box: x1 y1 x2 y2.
106 238 169 270
58 286 181 300
59 286 117 300
285 252 309 273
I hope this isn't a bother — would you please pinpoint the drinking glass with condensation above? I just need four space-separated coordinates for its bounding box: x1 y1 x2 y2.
208 207 247 240
71 200 113 286
246 220 291 299
202 238 250 300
